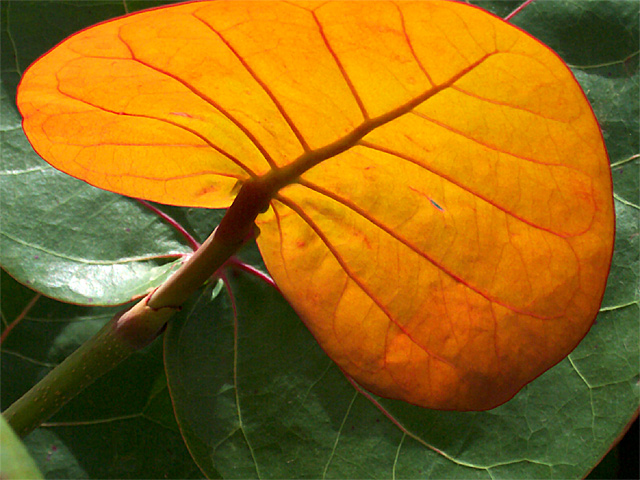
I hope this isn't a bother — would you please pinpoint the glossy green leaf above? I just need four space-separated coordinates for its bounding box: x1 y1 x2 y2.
1 0 194 305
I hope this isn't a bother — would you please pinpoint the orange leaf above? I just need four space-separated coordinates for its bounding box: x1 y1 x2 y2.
17 1 614 410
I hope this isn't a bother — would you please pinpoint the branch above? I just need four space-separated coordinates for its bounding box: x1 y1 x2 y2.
2 177 272 438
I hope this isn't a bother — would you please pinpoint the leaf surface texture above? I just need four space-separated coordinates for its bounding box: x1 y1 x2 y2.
17 0 615 409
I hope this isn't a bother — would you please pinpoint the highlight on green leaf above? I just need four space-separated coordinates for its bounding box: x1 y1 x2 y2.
16 0 614 410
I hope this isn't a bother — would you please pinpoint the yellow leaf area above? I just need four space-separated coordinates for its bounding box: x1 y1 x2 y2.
18 1 614 410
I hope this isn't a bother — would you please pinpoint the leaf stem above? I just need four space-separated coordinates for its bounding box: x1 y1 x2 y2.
2 178 273 438
504 0 537 22
147 176 271 309
226 258 278 290
0 293 41 346
3 309 136 438
135 199 200 251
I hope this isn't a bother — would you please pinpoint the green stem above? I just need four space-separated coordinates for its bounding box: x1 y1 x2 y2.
148 176 272 309
2 177 273 438
3 307 147 438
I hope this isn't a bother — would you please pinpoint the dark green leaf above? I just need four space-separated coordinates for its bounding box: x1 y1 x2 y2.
0 1 197 305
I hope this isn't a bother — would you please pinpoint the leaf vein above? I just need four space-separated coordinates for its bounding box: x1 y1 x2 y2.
276 196 458 364
52 82 256 178
321 391 358 479
223 277 263 480
294 180 558 320
191 10 311 154
450 84 573 122
610 153 639 168
0 166 48 176
409 110 587 170
614 192 640 210
270 53 495 186
117 24 276 171
396 3 435 87
311 10 369 120
358 141 580 238
344 375 487 470
0 231 185 266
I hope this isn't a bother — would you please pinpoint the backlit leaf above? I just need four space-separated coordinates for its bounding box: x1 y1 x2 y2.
16 1 614 409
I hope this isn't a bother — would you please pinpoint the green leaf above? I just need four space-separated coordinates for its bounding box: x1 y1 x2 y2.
0 414 44 480
1 0 192 305
0 127 189 305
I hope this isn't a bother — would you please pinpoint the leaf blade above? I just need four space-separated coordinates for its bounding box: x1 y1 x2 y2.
16 0 615 408
253 0 614 409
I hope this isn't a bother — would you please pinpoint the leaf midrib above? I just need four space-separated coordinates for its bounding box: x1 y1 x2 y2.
0 230 186 265
265 53 494 194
